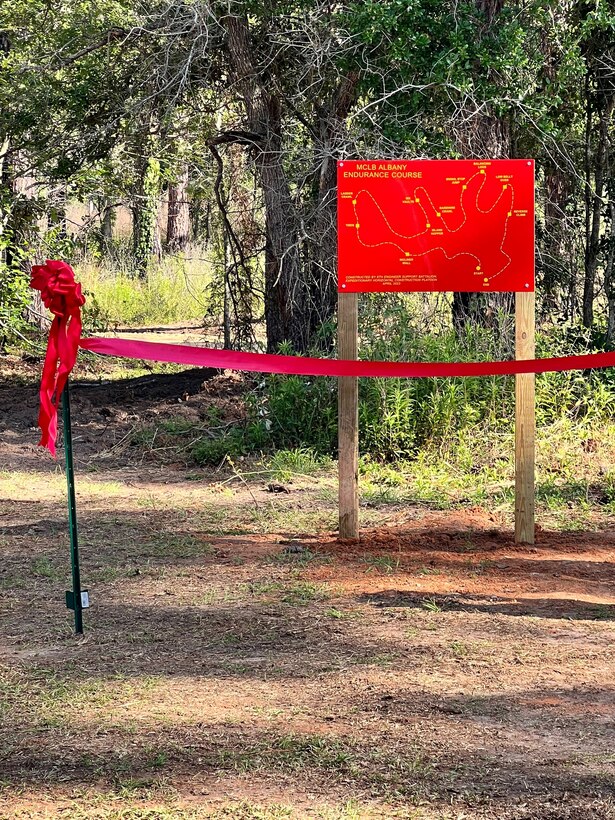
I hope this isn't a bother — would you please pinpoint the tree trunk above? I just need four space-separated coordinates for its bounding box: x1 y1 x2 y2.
47 181 68 239
542 163 572 319
166 166 190 252
133 155 161 277
0 137 10 265
309 150 338 348
222 14 313 353
0 151 45 330
223 226 232 350
0 30 10 253
260 131 304 352
476 0 504 23
606 198 615 347
101 201 114 252
583 97 613 328
310 74 358 349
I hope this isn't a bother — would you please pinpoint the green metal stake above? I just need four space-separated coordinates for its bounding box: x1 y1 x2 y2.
62 377 85 634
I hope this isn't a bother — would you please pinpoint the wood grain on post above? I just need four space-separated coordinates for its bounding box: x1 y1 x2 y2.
515 291 536 544
338 292 359 540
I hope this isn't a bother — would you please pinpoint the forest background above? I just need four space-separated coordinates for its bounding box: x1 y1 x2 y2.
1 0 614 474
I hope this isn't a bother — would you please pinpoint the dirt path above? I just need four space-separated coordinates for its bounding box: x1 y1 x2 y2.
1 356 615 818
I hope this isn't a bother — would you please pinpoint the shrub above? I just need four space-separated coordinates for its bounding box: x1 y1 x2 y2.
249 297 615 462
0 246 31 349
191 421 269 465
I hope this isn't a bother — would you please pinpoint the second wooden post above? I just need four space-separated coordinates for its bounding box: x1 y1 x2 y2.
338 292 359 539
515 290 536 544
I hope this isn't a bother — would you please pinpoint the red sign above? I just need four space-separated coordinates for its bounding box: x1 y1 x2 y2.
337 159 534 293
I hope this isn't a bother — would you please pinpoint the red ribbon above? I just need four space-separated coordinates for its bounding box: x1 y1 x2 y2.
30 260 85 456
32 261 615 456
80 336 615 379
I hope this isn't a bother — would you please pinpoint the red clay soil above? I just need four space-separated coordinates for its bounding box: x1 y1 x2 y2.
309 512 615 618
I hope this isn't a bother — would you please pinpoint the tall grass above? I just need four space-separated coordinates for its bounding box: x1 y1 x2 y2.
77 256 213 330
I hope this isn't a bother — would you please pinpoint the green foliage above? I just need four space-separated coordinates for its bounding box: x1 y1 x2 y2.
346 0 539 152
266 448 331 481
0 0 613 467
255 374 339 455
251 300 509 460
0 255 29 345
191 422 269 466
0 0 141 175
247 299 615 463
1 0 613 351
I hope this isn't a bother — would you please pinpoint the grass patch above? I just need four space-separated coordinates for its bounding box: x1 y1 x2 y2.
363 554 401 574
78 258 212 328
244 580 286 598
361 482 406 506
217 733 354 775
421 598 443 613
241 580 329 606
31 555 65 581
211 803 294 819
138 535 214 560
281 581 329 606
325 608 359 620
0 668 161 729
450 640 469 658
266 448 332 481
255 507 338 534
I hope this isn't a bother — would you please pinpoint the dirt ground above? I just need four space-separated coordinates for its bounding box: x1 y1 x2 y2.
1 354 615 819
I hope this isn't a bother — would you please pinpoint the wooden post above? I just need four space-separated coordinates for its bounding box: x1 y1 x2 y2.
515 291 535 544
338 292 359 539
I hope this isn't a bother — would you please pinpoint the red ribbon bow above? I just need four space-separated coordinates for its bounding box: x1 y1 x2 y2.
30 260 85 456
